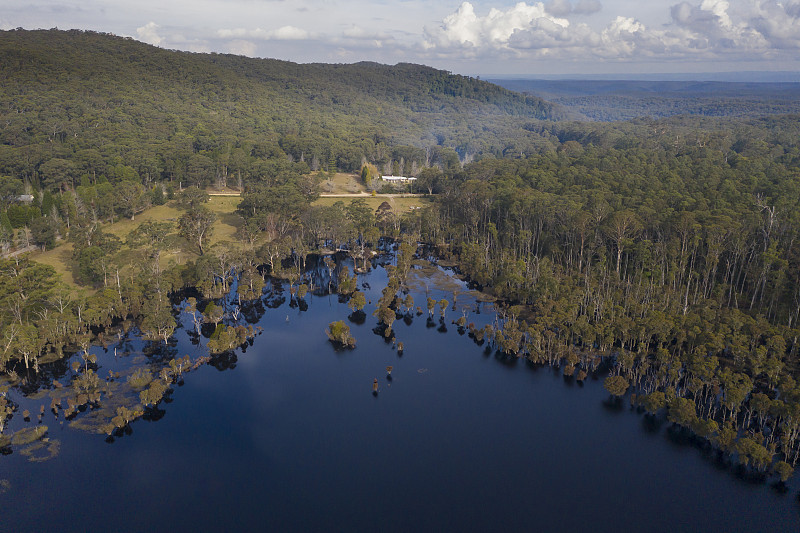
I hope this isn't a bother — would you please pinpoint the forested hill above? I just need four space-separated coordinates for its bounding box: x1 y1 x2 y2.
0 29 563 174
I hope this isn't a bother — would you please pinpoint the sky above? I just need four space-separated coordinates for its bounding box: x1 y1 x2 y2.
3 1 800 77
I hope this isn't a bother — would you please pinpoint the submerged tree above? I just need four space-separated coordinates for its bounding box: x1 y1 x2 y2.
374 305 396 337
604 375 629 399
207 324 254 354
348 291 366 313
326 320 356 348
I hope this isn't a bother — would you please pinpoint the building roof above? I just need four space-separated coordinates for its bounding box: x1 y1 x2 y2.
380 175 416 181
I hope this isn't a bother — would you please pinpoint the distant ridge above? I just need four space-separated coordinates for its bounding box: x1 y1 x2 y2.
485 71 800 83
490 78 800 121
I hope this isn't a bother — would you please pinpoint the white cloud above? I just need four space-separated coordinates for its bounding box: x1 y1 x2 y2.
226 39 258 56
510 19 599 51
271 25 308 40
420 0 800 63
338 25 398 49
166 34 211 53
423 2 570 50
669 1 771 54
136 21 163 46
217 25 309 40
342 25 380 40
671 1 735 34
748 1 800 49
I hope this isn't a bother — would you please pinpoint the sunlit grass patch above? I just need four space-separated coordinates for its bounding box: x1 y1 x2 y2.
320 172 363 194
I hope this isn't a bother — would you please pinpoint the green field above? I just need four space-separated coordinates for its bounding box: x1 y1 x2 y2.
320 172 365 194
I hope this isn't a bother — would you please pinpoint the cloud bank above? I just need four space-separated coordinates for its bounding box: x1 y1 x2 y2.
4 0 800 73
421 1 800 63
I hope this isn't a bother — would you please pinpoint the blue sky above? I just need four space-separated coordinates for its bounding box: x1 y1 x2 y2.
3 1 800 76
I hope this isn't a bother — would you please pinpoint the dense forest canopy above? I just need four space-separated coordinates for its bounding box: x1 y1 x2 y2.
492 79 800 122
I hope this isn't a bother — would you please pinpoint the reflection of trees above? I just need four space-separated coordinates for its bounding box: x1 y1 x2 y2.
208 350 238 372
241 300 266 324
143 405 167 422
142 339 179 366
348 310 366 325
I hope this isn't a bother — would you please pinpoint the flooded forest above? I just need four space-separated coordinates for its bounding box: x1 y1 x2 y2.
2 29 800 531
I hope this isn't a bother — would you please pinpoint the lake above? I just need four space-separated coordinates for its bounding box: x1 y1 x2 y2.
1 255 798 532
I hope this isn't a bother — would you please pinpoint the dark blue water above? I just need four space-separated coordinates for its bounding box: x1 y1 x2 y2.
2 260 799 532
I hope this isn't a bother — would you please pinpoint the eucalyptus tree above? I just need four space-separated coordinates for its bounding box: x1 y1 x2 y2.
179 205 216 255
140 295 176 344
115 181 147 221
127 220 174 291
326 320 356 348
348 291 366 313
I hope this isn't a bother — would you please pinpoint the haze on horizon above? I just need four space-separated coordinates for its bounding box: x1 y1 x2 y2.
3 1 800 79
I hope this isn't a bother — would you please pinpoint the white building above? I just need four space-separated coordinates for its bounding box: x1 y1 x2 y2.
380 175 416 183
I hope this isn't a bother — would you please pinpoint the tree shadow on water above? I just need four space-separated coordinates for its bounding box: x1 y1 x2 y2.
348 310 366 325
371 325 395 343
771 481 790 495
492 350 519 367
640 413 664 435
209 351 237 371
601 396 624 412
142 405 167 422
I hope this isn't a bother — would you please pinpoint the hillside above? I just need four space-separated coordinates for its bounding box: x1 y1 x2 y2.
0 29 563 184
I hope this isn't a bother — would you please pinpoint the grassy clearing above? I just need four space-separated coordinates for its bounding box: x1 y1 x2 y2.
207 196 243 245
320 172 364 194
101 197 242 244
27 192 430 291
29 241 79 288
102 205 178 240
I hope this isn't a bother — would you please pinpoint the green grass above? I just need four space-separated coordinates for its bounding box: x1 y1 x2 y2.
100 198 243 248
320 172 364 194
102 205 179 240
207 196 244 244
29 242 78 288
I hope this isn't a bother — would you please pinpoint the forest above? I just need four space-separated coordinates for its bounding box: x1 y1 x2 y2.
491 78 800 121
3 28 800 486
